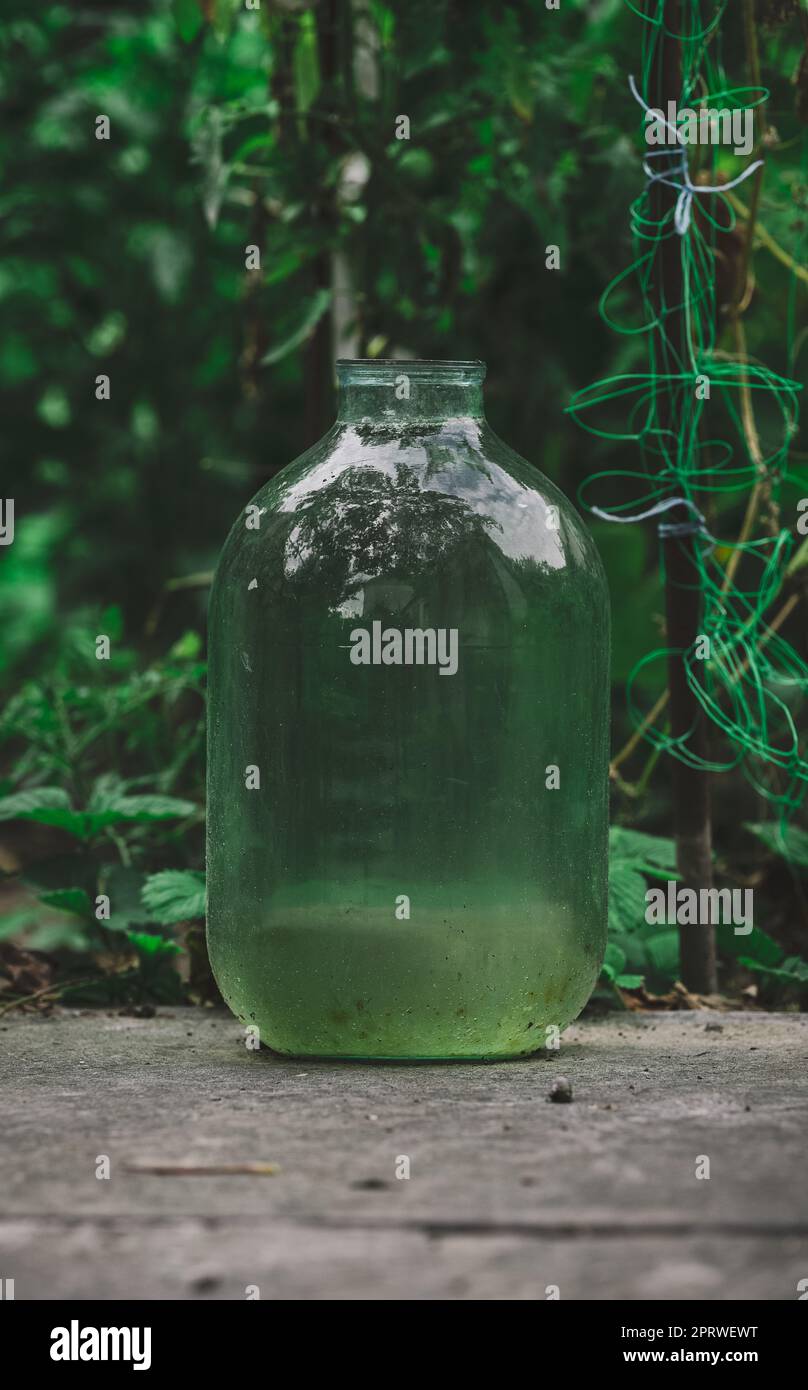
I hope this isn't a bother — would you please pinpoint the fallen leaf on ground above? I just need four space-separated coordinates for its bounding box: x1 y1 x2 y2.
0 943 55 999
617 981 746 1012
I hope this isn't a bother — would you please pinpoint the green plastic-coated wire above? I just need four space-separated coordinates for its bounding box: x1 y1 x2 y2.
568 0 808 816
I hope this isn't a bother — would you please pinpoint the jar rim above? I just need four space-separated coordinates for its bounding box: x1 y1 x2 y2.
337 358 484 369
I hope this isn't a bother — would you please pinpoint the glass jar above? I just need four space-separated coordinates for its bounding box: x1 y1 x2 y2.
207 360 609 1059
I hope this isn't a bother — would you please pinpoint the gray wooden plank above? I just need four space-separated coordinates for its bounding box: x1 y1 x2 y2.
1 1008 806 1299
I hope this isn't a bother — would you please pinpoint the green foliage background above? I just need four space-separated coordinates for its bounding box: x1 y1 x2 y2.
1 0 807 1002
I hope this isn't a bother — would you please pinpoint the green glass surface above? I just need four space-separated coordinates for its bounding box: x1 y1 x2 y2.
206 360 609 1059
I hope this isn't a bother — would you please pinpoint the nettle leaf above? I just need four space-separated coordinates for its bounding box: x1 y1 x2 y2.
601 940 626 982
608 860 649 934
87 779 197 829
745 821 808 871
100 866 154 929
0 787 73 826
142 870 206 924
645 930 680 980
38 888 94 919
88 773 128 810
610 929 649 976
609 826 677 870
0 785 196 840
97 794 197 824
601 940 646 991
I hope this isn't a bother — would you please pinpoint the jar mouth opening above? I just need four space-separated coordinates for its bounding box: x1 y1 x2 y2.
337 359 484 368
336 358 486 386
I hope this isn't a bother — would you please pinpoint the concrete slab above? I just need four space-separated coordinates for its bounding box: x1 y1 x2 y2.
1 1007 806 1300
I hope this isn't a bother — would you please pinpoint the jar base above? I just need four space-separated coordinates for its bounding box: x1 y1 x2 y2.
262 1044 548 1063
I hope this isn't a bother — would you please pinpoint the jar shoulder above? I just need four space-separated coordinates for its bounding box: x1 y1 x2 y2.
213 420 607 593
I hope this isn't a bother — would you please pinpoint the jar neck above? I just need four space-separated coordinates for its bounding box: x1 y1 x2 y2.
336 360 486 425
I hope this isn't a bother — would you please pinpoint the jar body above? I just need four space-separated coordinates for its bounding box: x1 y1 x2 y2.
207 363 609 1059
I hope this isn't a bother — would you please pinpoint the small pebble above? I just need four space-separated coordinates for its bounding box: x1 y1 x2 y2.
705 1022 723 1032
190 1275 221 1294
548 1076 573 1104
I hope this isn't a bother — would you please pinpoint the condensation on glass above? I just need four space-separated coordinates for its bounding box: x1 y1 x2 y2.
207 360 609 1059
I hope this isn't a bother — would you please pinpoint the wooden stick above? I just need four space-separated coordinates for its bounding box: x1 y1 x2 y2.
123 1162 280 1177
654 0 717 992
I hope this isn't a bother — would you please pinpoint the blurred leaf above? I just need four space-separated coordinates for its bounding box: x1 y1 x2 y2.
0 910 38 942
738 954 808 987
37 386 71 429
99 604 124 642
128 226 191 304
716 919 783 968
86 312 127 357
212 0 242 42
745 821 808 870
194 107 229 228
26 919 91 952
293 11 321 116
38 887 94 919
169 630 203 661
260 289 332 365
21 855 97 895
126 930 183 957
174 0 204 43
